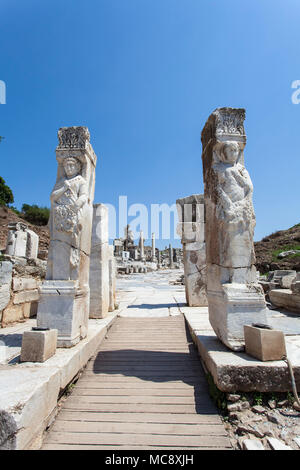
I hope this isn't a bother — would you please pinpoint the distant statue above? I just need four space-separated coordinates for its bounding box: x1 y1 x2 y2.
124 224 134 247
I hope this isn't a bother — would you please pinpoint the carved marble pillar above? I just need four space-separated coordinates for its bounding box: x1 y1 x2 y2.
139 230 145 261
108 245 116 312
176 194 207 307
201 108 267 351
37 126 97 347
89 204 109 318
151 233 157 262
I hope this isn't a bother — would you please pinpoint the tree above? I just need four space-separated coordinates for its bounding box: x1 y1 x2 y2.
0 176 14 206
21 204 50 226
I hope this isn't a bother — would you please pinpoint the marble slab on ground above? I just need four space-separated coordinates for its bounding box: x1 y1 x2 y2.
183 307 300 393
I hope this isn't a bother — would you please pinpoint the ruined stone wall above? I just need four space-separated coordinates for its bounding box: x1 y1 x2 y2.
0 256 46 327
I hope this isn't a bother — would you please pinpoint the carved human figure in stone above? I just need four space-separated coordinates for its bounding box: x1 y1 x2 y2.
50 156 88 269
213 141 255 267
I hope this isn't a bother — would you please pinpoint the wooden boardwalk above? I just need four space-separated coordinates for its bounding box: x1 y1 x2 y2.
42 315 231 450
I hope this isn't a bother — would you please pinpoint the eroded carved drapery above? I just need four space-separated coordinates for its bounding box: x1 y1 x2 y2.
201 108 267 351
212 140 256 269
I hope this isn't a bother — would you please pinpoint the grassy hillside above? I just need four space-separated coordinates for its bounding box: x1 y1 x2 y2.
254 223 300 274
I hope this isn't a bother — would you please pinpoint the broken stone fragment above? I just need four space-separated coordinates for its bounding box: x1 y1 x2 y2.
242 439 265 450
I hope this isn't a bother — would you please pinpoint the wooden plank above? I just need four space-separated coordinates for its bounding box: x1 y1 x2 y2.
51 420 228 436
83 372 205 378
77 375 206 383
63 395 211 405
56 411 221 424
61 403 217 413
75 380 207 388
88 365 204 372
71 388 208 396
44 431 230 448
42 444 229 450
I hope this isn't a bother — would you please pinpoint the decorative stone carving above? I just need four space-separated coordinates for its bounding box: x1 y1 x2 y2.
201 108 267 351
37 126 97 347
176 194 207 307
5 223 39 259
57 126 90 149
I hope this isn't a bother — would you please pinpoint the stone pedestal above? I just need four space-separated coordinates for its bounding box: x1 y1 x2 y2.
244 325 286 361
176 194 207 307
201 108 267 351
37 126 97 347
20 328 57 362
37 281 88 347
89 204 109 318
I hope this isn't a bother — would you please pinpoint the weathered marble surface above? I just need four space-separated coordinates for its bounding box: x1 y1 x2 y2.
0 261 12 312
201 108 267 351
176 194 207 307
5 223 39 259
37 127 97 347
108 245 116 312
20 328 57 363
89 204 109 318
269 289 300 313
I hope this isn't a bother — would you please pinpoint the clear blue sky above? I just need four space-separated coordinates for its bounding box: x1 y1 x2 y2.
1 0 299 249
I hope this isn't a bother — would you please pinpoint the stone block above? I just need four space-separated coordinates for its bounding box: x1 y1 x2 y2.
280 273 297 289
23 301 38 318
37 280 89 347
269 289 300 313
20 328 57 362
208 282 267 351
2 304 24 325
292 273 300 294
26 230 39 259
13 277 38 292
13 289 39 305
267 437 292 450
244 324 286 361
0 284 11 312
0 261 13 285
242 439 264 450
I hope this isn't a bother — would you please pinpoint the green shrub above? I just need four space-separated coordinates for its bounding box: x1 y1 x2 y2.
21 204 50 226
0 176 14 206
